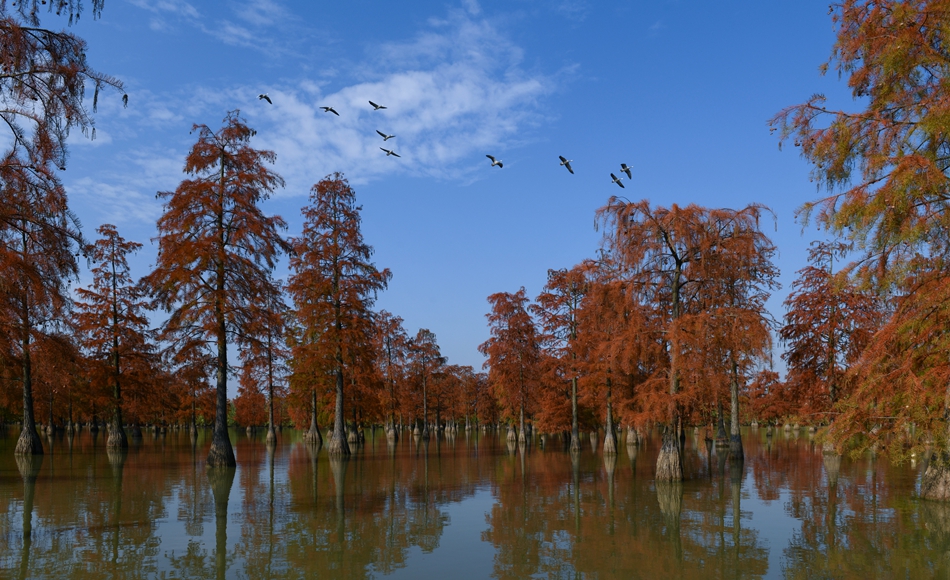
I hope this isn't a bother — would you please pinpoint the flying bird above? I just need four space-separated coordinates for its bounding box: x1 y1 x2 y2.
486 155 503 168
610 173 625 188
321 106 339 116
559 155 574 174
620 163 632 179
376 130 395 141
258 93 272 104
380 147 401 158
369 100 387 110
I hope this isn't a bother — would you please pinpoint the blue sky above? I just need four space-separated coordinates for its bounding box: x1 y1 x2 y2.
54 1 852 374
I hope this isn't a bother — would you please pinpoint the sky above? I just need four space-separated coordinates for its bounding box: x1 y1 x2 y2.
47 0 856 377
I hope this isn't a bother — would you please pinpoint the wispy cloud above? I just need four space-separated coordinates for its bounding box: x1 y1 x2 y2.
78 3 553 217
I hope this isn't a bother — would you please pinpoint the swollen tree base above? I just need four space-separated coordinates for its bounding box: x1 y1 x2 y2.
655 429 683 482
206 429 236 467
326 425 350 457
265 426 277 446
921 453 950 501
107 424 129 449
729 434 743 460
15 428 43 456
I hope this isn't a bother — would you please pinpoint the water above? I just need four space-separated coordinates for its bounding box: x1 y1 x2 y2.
0 426 946 579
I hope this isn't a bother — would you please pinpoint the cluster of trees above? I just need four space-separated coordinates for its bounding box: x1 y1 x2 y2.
478 0 950 498
1 107 501 467
8 0 950 501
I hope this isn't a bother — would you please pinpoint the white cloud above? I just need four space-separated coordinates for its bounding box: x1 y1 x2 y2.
81 3 553 210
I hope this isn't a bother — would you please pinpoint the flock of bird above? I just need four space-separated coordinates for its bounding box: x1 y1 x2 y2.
258 93 632 187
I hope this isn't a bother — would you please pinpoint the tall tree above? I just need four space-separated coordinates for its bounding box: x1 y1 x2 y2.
73 224 155 449
374 311 409 438
532 267 587 451
287 173 390 457
479 288 541 444
238 288 288 445
408 328 444 439
144 111 287 467
0 172 80 455
770 1 950 497
780 241 880 423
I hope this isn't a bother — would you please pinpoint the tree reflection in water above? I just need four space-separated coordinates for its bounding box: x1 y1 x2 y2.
0 428 949 578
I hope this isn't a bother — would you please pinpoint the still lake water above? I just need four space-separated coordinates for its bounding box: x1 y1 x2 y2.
0 425 946 579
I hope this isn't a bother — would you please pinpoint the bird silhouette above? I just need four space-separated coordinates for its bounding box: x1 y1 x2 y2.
620 163 632 179
369 100 387 110
258 94 272 104
381 147 401 158
486 155 503 168
376 130 395 141
610 173 625 188
321 106 339 116
559 155 574 174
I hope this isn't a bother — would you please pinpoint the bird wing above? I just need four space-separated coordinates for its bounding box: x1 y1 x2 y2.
559 155 567 163
369 100 378 108
377 130 388 139
330 108 339 116
380 147 389 154
497 162 503 168
486 155 496 162
392 151 401 158
566 162 574 174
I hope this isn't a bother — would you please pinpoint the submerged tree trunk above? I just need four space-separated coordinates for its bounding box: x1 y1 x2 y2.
570 375 580 452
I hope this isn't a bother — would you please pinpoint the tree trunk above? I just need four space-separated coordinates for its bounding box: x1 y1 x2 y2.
655 426 683 482
922 411 950 501
570 375 580 452
15 309 42 456
326 367 350 456
729 359 743 460
107 249 128 450
518 403 526 444
266 341 277 446
603 376 617 455
304 389 323 445
207 324 235 467
207 207 235 466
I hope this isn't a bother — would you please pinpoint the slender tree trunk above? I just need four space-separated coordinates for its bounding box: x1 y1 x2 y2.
604 374 617 455
518 403 526 444
107 244 128 450
266 339 277 446
15 286 42 455
729 358 743 460
207 162 236 467
421 371 430 441
570 375 580 452
656 263 684 481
